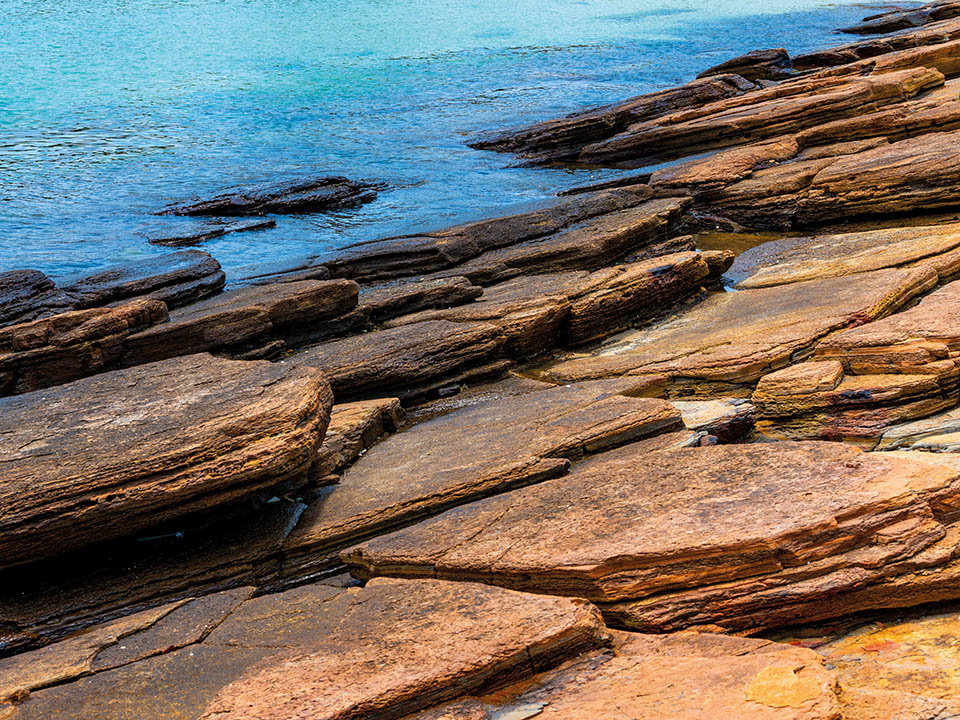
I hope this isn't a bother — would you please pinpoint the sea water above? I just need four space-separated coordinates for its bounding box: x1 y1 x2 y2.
0 0 879 280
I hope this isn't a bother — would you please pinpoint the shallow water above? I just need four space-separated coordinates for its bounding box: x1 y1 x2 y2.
1 0 877 280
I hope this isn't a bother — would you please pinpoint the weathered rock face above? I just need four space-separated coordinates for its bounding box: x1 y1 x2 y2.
0 270 72 329
122 278 359 366
839 1 960 35
157 176 379 216
3 579 608 720
408 631 842 720
879 404 960 451
726 223 960 289
358 276 482 324
312 397 405 479
544 267 935 392
60 250 225 309
697 48 793 82
0 354 332 571
282 383 683 581
0 299 168 397
672 398 756 442
345 441 960 634
145 218 276 247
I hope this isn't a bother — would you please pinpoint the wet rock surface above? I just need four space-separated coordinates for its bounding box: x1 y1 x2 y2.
145 219 276 248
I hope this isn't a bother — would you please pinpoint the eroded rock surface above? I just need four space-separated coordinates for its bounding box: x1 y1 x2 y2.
0 270 72 329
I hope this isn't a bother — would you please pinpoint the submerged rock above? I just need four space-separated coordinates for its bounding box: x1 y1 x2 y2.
145 218 276 247
156 176 379 216
0 354 332 571
345 442 960 634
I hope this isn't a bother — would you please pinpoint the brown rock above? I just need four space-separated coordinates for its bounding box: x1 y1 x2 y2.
0 270 72 329
413 631 841 720
0 354 332 570
60 250 225 309
545 267 935 391
312 398 404 478
5 579 608 720
358 276 482 324
282 383 683 582
145 218 275 248
839 1 960 35
698 48 793 82
290 319 505 400
122 278 359 366
879 404 960 451
345 441 960 634
0 299 168 396
672 398 756 442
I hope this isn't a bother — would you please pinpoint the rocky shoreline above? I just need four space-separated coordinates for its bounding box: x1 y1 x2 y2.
7 4 960 718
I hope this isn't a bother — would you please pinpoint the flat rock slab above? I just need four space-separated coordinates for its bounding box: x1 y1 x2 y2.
289 319 506 399
282 383 683 581
839 1 960 34
408 631 842 720
157 176 379 216
345 441 960 633
122 278 358 366
879 404 960 451
5 578 607 720
726 224 960 289
0 353 333 571
0 299 168 397
59 250 225 309
145 219 276 247
544 267 935 389
672 398 756 442
313 397 405 478
0 270 72 329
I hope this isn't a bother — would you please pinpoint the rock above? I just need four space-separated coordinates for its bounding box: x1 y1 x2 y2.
412 631 842 720
839 1 960 35
289 319 506 400
726 223 960 289
471 74 756 164
121 278 359 366
282 383 683 582
345 441 960 634
0 588 253 702
879 404 960 451
324 188 659 282
0 270 72 329
156 176 379 216
357 276 482 324
0 299 168 397
672 398 756 442
0 354 333 571
312 398 405 479
5 579 607 720
385 251 718 356
544 267 935 392
578 68 942 167
697 48 793 82
145 218 276 247
59 250 225 309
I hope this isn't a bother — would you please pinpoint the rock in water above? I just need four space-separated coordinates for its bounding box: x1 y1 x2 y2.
697 48 793 82
0 270 72 329
344 441 960 633
156 176 379 216
145 218 276 247
0 354 333 571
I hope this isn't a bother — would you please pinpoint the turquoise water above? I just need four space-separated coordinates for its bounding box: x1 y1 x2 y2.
1 0 874 280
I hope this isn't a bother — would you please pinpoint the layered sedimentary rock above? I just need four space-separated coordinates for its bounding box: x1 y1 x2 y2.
60 250 225 309
282 383 683 581
545 267 935 393
879 405 960 451
357 276 482 323
2 579 607 720
145 218 276 247
0 270 72 328
407 631 842 720
157 176 379 216
312 398 405 479
697 48 792 82
726 223 960 289
672 398 756 442
0 354 332 571
385 251 725 355
755 279 960 443
345 442 960 634
122 278 358 366
839 1 960 35
0 299 168 396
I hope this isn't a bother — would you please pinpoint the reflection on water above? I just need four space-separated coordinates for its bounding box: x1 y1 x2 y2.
0 0 870 280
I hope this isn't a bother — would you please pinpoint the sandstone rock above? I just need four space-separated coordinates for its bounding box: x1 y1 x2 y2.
283 384 683 581
358 276 482 324
727 223 960 289
60 250 225 309
839 1 960 35
470 74 755 164
0 299 168 396
879 404 960 451
5 579 607 720
411 631 842 720
0 270 72 328
672 398 756 442
121 278 358 366
698 48 793 82
157 176 379 216
145 219 275 247
312 398 404 478
290 319 505 399
545 267 935 392
345 441 960 634
325 187 655 282
0 354 332 571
